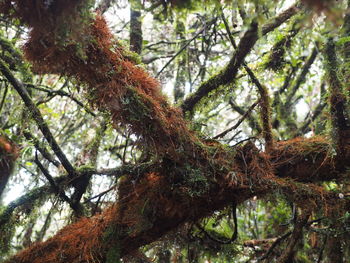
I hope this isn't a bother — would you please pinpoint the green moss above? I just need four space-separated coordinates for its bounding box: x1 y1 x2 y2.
336 36 350 46
0 36 33 82
122 47 143 65
76 164 95 174
0 206 16 255
172 164 210 197
106 246 121 263
123 87 152 119
184 170 210 197
103 225 123 263
263 36 289 71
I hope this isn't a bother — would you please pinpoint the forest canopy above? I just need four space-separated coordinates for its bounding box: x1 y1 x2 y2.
0 0 350 262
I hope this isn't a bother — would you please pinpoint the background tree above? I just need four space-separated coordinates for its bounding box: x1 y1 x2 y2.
0 0 349 262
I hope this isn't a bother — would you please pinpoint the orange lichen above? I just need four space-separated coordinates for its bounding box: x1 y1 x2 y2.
4 135 348 262
6 205 118 263
0 136 19 196
0 136 19 158
20 7 199 157
270 136 337 182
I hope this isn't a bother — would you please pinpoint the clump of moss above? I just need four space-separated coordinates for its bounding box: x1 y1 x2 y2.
264 23 300 72
0 206 16 256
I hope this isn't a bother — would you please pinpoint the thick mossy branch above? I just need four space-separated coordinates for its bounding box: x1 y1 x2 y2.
340 1 350 108
270 136 336 182
259 85 274 152
244 66 274 152
0 0 199 158
324 38 349 158
1 1 348 262
5 206 118 263
4 136 350 263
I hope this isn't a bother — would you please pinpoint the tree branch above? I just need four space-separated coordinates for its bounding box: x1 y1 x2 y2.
285 46 318 106
275 211 310 263
156 18 217 77
0 58 76 177
4 135 350 263
181 3 301 113
0 176 67 228
34 152 75 209
23 130 60 167
213 100 259 139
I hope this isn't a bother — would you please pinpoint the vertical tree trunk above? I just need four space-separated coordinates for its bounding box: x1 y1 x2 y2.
174 19 186 103
130 0 142 55
340 0 350 119
276 212 310 263
324 208 344 263
325 236 343 263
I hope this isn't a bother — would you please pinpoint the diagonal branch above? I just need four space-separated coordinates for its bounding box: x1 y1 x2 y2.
285 46 319 106
156 18 217 77
213 100 259 139
275 211 310 263
0 58 76 177
229 98 262 133
0 175 67 228
23 131 60 167
181 20 258 113
34 152 75 209
181 4 301 113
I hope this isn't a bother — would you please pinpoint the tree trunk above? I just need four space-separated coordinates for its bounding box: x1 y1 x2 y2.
130 0 142 55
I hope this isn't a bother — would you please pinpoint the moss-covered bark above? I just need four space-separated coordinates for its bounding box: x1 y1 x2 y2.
0 1 349 262
4 136 350 263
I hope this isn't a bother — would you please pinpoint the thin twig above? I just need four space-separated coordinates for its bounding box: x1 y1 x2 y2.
26 84 96 117
156 18 217 77
83 184 118 203
213 100 259 139
181 3 301 113
34 151 74 208
0 58 76 176
258 231 292 261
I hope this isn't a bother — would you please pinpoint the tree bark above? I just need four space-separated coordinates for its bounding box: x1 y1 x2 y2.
0 2 347 263
130 0 142 55
4 136 350 263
